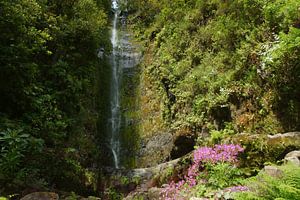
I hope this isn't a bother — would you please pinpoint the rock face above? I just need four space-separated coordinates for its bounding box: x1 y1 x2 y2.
139 132 174 167
284 150 300 166
21 192 59 200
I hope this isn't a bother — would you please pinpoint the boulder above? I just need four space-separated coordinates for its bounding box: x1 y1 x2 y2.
122 191 147 200
284 150 300 166
148 187 163 200
230 132 300 168
267 132 300 146
263 166 283 178
21 192 59 200
123 187 163 200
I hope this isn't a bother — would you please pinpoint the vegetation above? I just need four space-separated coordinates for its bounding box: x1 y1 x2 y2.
159 144 300 200
0 0 110 195
1 0 299 199
123 0 300 199
234 164 300 200
161 144 245 199
127 0 300 136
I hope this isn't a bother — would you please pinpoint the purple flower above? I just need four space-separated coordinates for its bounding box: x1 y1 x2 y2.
161 144 244 200
194 144 244 164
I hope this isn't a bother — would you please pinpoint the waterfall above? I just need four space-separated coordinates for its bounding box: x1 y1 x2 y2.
108 0 141 169
110 0 121 169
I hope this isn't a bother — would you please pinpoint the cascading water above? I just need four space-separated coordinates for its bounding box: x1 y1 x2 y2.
108 0 141 169
110 0 121 169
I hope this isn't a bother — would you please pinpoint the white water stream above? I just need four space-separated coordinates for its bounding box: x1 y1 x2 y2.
110 0 121 169
108 0 141 169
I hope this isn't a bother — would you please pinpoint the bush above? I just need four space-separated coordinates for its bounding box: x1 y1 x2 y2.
0 129 43 179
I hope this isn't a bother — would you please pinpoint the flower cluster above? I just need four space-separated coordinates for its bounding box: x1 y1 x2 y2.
194 144 244 165
161 144 244 200
161 180 186 200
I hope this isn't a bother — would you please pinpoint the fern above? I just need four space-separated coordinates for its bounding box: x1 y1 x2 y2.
234 164 300 200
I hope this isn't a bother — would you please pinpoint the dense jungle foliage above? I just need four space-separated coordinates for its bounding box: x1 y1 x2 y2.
0 0 111 194
1 0 300 199
127 0 300 136
122 1 300 199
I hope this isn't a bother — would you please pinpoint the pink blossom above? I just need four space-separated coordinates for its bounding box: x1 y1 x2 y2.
161 144 244 200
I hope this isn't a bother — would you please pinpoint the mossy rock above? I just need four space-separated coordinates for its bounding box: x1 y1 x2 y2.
230 132 300 171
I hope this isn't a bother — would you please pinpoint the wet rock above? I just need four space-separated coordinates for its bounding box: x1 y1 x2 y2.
263 166 283 178
21 192 59 200
284 150 300 166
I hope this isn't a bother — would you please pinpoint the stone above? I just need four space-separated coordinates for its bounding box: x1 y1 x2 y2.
123 187 163 200
148 187 163 200
190 197 208 200
21 192 59 200
231 132 300 167
267 132 300 146
139 132 174 167
267 132 300 139
263 166 283 178
284 150 300 166
123 192 147 200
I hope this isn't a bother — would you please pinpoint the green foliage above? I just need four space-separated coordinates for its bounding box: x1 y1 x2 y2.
0 0 110 194
0 128 43 179
206 123 236 145
189 162 242 198
128 0 300 138
206 163 242 189
105 187 123 200
234 164 300 200
64 192 78 200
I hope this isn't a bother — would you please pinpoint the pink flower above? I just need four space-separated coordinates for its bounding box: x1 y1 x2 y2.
161 144 244 200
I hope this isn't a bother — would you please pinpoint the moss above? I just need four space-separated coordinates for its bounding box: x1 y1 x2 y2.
120 66 141 168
